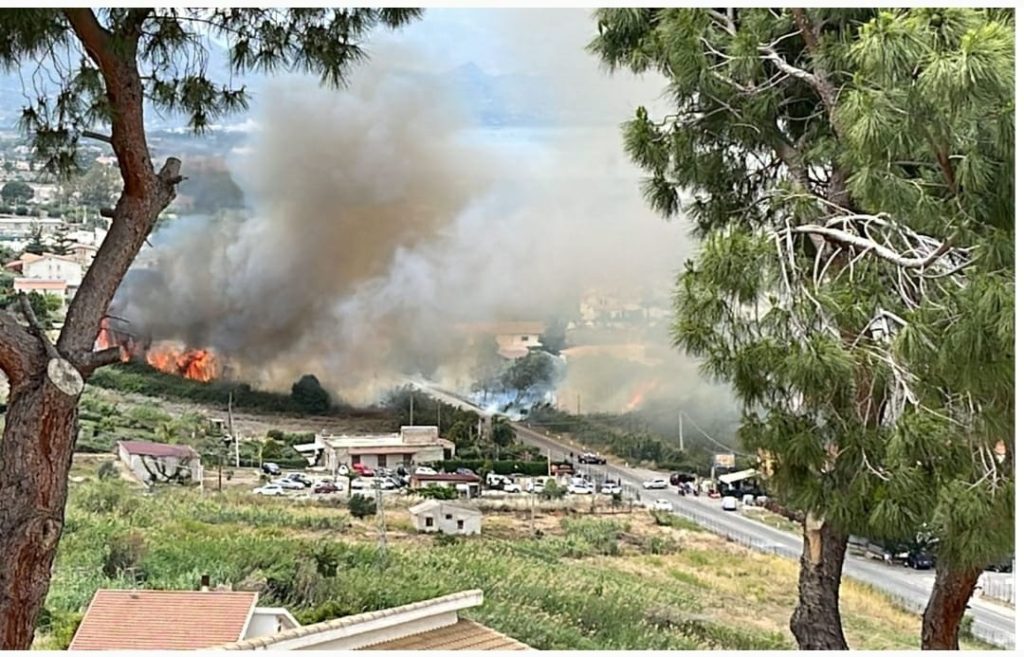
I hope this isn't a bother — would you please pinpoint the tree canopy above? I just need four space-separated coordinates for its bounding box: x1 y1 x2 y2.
591 7 1013 650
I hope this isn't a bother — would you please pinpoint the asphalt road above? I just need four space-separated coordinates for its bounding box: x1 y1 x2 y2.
413 382 1015 649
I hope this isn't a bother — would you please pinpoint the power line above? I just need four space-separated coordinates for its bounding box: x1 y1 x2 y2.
678 408 752 457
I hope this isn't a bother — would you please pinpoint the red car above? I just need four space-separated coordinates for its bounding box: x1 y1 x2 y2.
351 463 375 477
314 482 339 494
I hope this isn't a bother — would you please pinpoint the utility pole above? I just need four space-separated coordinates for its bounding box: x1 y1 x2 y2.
409 393 414 425
228 392 239 468
436 401 441 430
375 480 387 562
678 411 684 452
576 393 581 416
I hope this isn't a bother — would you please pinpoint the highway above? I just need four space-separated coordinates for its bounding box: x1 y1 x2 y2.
413 381 1016 649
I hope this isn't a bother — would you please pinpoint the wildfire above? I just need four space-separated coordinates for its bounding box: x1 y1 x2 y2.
625 378 660 412
95 318 220 382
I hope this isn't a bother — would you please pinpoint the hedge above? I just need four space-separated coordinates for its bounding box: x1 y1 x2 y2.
438 460 549 477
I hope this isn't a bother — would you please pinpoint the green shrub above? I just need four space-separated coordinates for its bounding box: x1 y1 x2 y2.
417 485 457 500
348 494 376 519
97 461 118 480
540 479 567 500
103 531 147 581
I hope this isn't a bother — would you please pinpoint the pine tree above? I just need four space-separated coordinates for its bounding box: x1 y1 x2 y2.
590 8 1012 650
50 222 74 256
23 224 46 255
0 8 421 648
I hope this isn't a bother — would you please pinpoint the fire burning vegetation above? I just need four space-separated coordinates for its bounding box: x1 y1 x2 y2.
96 319 220 382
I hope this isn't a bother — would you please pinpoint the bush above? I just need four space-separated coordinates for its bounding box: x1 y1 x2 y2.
417 485 457 500
540 479 567 500
103 531 147 581
97 461 118 480
347 494 377 519
291 374 330 414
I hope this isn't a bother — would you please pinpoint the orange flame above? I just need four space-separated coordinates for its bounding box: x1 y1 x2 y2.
625 379 660 411
95 319 219 382
145 343 219 382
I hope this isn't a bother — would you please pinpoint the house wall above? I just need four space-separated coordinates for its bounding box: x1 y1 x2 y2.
495 332 541 352
330 446 445 471
245 610 299 639
413 507 482 535
118 448 201 483
23 256 83 285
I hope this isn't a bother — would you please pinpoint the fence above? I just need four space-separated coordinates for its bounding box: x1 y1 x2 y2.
977 573 1015 606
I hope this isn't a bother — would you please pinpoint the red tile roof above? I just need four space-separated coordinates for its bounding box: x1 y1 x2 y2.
364 618 530 650
69 589 257 650
117 440 198 459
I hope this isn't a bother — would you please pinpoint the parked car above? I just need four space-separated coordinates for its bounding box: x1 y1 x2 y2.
503 481 522 493
352 463 375 477
414 466 438 476
652 499 673 512
600 482 622 495
568 482 594 495
986 557 1014 573
375 477 399 490
455 468 476 476
642 478 668 490
577 452 607 465
261 462 281 476
287 473 313 487
313 482 339 494
253 484 284 496
721 496 739 511
905 551 936 570
273 478 305 491
350 477 373 490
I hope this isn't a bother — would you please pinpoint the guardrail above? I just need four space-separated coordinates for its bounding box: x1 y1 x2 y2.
978 574 1015 606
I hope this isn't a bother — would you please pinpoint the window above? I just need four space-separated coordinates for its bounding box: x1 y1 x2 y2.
521 335 529 342
457 520 465 530
351 454 361 465
377 455 387 468
445 514 453 520
425 517 433 527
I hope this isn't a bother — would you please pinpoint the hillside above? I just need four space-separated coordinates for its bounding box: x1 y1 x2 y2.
36 466 989 651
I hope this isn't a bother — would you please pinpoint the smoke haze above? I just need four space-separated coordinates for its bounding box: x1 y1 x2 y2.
113 9 740 431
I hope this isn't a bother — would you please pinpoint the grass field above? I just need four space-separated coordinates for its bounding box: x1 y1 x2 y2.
34 460 988 651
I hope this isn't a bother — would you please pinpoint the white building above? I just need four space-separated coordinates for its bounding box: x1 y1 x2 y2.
456 321 545 360
302 426 454 472
117 440 202 484
21 253 84 286
409 500 482 535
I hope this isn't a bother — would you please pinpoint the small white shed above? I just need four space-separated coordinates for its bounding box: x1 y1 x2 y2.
409 500 482 536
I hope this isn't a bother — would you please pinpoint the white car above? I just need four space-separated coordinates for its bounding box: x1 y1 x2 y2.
652 499 673 512
414 466 437 476
503 482 522 493
600 483 622 495
568 483 593 495
721 496 739 511
253 484 284 496
642 478 668 490
349 477 373 490
272 478 305 490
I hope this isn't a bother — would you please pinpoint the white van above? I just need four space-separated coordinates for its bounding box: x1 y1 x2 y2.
721 496 739 511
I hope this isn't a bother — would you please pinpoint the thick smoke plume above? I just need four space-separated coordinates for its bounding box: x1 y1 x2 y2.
113 14 739 432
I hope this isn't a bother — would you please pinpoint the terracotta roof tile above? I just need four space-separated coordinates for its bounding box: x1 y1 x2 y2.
69 590 257 650
362 619 530 650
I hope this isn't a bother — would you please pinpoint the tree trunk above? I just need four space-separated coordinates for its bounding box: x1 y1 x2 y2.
790 513 849 650
921 561 982 650
0 377 79 649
